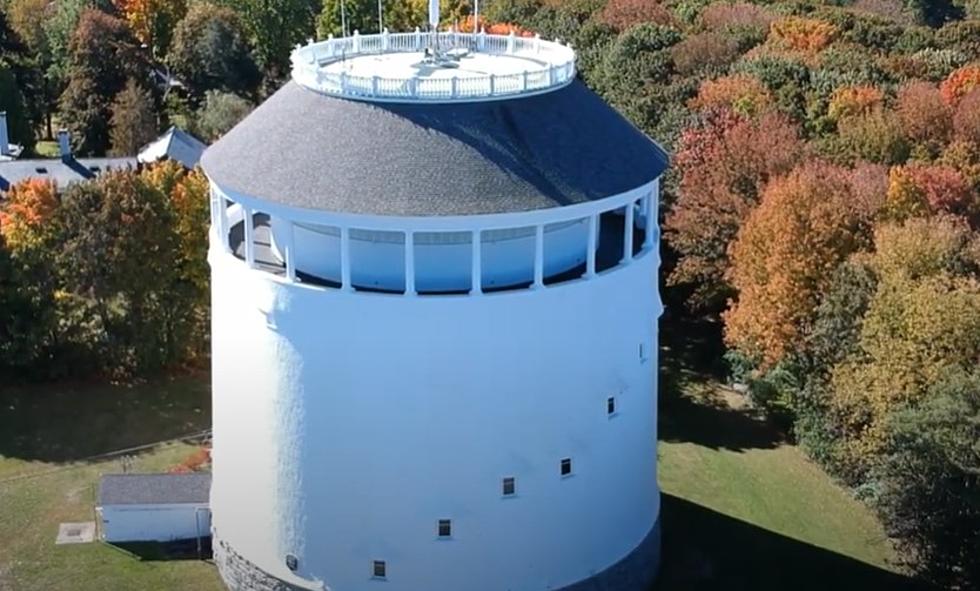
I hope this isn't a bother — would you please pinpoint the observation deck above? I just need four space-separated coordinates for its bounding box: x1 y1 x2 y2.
290 29 577 102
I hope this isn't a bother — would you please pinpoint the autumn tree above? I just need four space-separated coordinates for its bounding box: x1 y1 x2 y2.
109 79 158 156
113 0 188 57
827 85 884 122
953 87 980 145
0 179 62 373
896 81 953 154
167 2 260 101
768 16 837 55
830 216 980 467
58 9 150 155
689 74 774 117
596 0 675 32
665 110 805 310
671 32 741 76
940 64 980 105
884 163 978 225
724 161 882 367
699 2 775 33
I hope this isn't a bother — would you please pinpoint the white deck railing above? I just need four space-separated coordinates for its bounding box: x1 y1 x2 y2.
290 30 577 102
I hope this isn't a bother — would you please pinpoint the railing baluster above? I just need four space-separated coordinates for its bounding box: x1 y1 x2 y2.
471 230 482 295
623 202 634 264
586 214 598 278
243 206 255 268
340 226 352 292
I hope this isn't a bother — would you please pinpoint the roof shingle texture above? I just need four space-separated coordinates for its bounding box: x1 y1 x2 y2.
98 473 211 506
201 80 669 216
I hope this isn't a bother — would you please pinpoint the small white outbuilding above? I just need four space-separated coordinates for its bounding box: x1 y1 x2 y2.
96 473 211 543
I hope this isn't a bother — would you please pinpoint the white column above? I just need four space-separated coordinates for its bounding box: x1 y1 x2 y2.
534 224 545 288
243 206 255 268
622 202 634 265
405 231 415 295
340 226 352 292
471 230 482 295
284 220 297 282
218 199 229 251
586 214 598 278
644 192 656 250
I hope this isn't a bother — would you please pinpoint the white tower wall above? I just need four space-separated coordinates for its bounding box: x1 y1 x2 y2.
209 225 662 590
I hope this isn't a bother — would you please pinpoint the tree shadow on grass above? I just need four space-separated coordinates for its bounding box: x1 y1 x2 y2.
0 373 211 463
656 494 927 591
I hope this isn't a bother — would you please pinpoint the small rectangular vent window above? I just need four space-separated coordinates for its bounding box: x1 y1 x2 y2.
607 397 616 415
561 458 572 476
438 519 452 538
502 477 516 496
34 167 47 174
372 560 386 579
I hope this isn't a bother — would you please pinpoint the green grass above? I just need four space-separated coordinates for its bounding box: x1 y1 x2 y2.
0 341 924 590
0 374 222 591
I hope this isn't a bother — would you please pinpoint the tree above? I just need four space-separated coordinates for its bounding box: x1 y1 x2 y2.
896 81 953 154
953 87 980 145
826 107 910 165
689 74 774 117
670 32 741 76
58 8 151 155
724 161 881 367
827 85 884 122
194 90 253 141
664 110 805 310
0 64 34 153
113 0 188 57
940 64 980 105
222 0 319 82
0 179 62 374
884 163 978 226
874 370 980 589
167 2 260 100
141 161 211 361
830 217 980 465
596 0 676 32
57 171 181 375
109 79 158 156
769 16 838 55
699 2 774 33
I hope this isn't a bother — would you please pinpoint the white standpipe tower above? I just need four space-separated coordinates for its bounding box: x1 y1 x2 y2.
202 20 668 591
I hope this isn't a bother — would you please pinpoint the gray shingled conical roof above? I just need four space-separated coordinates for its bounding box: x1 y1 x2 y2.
201 80 669 217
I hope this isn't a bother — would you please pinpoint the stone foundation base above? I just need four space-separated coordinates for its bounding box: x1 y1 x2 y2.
214 517 660 591
214 536 313 591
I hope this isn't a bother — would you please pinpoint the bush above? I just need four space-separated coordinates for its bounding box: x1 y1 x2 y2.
194 90 253 142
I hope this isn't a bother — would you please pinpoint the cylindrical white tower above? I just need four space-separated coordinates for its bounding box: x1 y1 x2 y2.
202 27 668 591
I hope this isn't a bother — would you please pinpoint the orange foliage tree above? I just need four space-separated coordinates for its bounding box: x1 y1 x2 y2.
769 16 837 54
0 178 60 251
828 85 884 122
665 110 806 309
597 0 675 32
723 161 882 366
113 0 187 56
689 74 774 117
940 64 980 106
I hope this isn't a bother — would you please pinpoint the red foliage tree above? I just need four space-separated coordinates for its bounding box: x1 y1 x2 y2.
896 81 953 150
597 0 675 32
940 64 980 106
953 87 980 145
664 110 806 309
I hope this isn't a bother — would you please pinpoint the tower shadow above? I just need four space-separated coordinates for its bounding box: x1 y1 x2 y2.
655 494 926 591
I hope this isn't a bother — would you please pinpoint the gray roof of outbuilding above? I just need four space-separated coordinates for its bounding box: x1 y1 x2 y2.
0 157 137 192
138 126 207 169
201 81 669 217
98 473 211 506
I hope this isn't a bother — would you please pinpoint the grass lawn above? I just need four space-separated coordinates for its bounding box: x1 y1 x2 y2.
0 336 924 590
0 374 222 591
